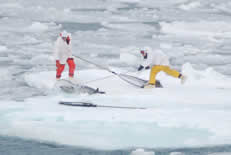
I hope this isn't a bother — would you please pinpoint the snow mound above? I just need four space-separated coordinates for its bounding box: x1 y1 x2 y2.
27 22 49 32
182 63 231 88
0 45 7 51
29 54 53 65
120 47 141 66
179 2 201 10
131 149 155 155
170 152 184 155
160 21 231 38
0 68 11 80
24 71 56 90
212 2 231 14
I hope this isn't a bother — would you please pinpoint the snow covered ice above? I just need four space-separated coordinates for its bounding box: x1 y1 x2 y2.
1 0 231 154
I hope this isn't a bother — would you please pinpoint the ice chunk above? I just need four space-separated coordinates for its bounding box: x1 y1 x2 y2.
131 149 155 155
27 22 48 32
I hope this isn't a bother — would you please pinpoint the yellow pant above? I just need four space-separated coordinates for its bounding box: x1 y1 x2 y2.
149 65 180 85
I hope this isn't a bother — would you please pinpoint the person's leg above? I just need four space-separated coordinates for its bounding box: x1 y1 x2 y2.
56 60 65 79
163 66 187 84
162 66 181 78
149 65 186 86
149 65 163 85
67 58 76 78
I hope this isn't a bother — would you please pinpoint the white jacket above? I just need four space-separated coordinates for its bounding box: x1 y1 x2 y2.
141 49 169 67
54 37 72 64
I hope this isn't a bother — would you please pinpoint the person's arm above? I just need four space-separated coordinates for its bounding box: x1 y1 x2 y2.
140 56 151 70
137 65 144 71
145 66 150 69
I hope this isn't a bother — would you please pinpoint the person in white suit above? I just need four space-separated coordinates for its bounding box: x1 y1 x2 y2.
54 31 75 80
138 47 186 88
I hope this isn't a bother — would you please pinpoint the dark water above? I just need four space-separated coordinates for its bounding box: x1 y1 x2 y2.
1 136 231 155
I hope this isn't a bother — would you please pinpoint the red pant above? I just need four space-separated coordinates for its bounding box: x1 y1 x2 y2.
56 58 76 78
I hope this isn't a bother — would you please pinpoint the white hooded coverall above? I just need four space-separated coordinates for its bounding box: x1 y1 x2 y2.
140 49 181 85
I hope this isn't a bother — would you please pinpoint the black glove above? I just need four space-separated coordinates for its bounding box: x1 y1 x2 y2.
138 65 144 71
145 66 150 70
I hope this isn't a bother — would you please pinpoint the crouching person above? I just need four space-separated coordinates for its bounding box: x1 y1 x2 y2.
138 47 186 88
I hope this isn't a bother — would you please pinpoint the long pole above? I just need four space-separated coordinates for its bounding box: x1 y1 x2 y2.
74 55 118 75
59 101 146 109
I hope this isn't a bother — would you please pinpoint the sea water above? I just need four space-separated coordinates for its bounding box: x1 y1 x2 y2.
1 136 231 155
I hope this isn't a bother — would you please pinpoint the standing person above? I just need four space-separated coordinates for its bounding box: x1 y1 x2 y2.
137 47 187 88
54 31 76 81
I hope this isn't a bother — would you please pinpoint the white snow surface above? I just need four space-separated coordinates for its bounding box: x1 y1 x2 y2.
1 64 231 149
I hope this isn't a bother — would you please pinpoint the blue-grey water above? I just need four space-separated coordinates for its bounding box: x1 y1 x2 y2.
1 136 231 155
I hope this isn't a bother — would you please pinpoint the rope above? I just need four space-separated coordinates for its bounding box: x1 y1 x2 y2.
81 74 115 84
73 55 117 75
81 70 131 84
74 55 143 88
